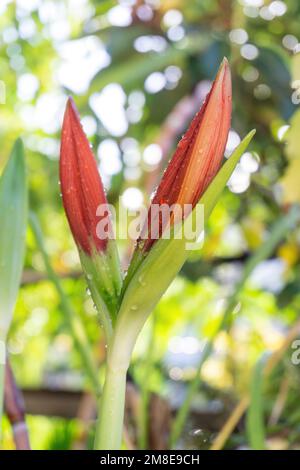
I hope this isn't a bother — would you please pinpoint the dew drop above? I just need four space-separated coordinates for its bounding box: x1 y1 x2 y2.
138 275 146 287
191 428 203 436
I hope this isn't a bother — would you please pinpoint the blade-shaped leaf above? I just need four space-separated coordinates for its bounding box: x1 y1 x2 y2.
0 139 27 340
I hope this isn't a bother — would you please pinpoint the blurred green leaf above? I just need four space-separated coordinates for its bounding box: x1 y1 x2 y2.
254 47 296 120
89 34 211 92
246 352 270 450
0 139 27 340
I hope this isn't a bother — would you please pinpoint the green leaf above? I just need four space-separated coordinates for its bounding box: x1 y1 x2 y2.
246 352 270 450
254 46 295 120
112 131 256 367
0 139 27 340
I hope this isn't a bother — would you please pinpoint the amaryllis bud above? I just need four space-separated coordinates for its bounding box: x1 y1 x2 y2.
60 97 111 255
60 98 122 339
139 58 231 252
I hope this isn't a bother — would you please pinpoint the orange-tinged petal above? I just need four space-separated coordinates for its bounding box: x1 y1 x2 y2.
140 58 232 252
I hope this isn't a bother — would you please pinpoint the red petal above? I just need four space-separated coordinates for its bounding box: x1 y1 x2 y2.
141 58 232 252
60 98 109 254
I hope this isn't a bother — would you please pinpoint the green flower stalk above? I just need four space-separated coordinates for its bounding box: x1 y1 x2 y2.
0 140 27 435
59 59 255 450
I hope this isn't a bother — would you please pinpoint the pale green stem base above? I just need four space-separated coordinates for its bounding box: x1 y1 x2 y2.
93 297 154 450
94 363 127 450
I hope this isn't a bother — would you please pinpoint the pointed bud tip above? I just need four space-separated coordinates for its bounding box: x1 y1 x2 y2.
209 58 231 100
214 57 232 102
66 96 75 108
221 56 229 66
65 96 79 120
219 57 231 79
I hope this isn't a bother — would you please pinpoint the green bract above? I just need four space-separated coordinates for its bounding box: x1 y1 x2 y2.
80 243 122 342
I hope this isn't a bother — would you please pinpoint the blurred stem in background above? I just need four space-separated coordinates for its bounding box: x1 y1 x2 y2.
29 213 101 397
170 205 300 448
246 352 270 450
137 313 157 449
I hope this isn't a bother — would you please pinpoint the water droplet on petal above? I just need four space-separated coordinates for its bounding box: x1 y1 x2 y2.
138 275 146 287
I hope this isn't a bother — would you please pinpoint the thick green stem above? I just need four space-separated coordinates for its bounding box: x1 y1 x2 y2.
94 362 127 450
94 312 136 450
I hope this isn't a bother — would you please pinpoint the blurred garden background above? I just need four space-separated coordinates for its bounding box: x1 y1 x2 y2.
1 0 300 450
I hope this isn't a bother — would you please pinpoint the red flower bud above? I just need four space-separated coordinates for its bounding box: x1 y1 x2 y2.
60 98 110 255
140 58 232 252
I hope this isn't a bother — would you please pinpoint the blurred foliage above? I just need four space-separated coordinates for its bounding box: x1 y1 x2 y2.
1 0 300 450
